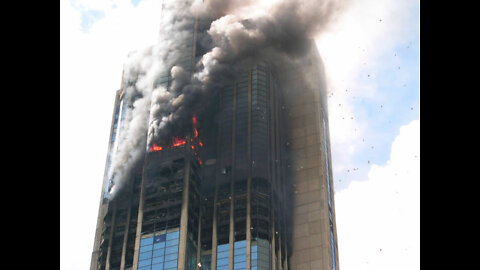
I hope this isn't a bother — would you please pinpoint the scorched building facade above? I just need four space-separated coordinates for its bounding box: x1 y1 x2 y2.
90 10 340 270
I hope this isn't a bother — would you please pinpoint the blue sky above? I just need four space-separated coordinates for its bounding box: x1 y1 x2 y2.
317 0 419 191
60 1 419 270
333 36 419 188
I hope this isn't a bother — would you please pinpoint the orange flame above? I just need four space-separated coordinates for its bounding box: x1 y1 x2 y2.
149 144 163 152
172 137 187 147
149 115 199 153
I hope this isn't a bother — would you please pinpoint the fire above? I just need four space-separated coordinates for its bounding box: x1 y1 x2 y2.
172 137 187 147
192 115 199 138
149 137 186 152
149 115 201 153
149 144 163 152
192 115 197 126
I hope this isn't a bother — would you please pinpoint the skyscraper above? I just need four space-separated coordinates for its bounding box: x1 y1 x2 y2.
90 4 339 270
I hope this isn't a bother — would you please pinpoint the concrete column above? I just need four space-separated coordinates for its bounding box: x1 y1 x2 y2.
271 209 276 270
228 177 235 270
273 73 283 270
120 179 135 270
269 70 277 270
246 69 252 270
228 82 237 270
282 194 289 270
211 90 223 270
211 183 219 270
105 201 117 270
178 139 192 270
195 205 202 270
131 171 146 270
277 230 282 270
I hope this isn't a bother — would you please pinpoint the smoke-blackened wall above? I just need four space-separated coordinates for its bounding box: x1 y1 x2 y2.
107 0 344 199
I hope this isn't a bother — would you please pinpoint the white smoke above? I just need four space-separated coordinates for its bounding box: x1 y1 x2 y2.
107 0 197 199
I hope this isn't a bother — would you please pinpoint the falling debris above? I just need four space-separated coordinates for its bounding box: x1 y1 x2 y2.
368 160 370 164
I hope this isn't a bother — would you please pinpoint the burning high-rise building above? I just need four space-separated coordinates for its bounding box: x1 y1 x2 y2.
90 1 340 270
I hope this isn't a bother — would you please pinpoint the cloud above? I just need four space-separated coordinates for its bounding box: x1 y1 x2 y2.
333 119 419 270
315 0 419 190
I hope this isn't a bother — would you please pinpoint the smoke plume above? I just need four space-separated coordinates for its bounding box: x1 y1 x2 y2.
108 0 344 199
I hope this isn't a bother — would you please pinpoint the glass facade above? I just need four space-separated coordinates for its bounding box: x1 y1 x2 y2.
137 229 180 270
201 253 212 270
331 230 337 270
103 96 124 201
186 237 197 270
233 240 247 270
322 117 332 209
251 239 271 270
216 243 229 270
251 64 269 179
323 116 337 270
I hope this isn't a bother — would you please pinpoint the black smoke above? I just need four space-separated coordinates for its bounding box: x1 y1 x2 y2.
108 0 344 199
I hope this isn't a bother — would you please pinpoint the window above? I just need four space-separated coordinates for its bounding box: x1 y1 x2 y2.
151 263 163 270
251 239 271 270
234 240 247 269
331 229 337 270
139 251 152 261
217 243 230 268
137 229 179 270
323 117 333 208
